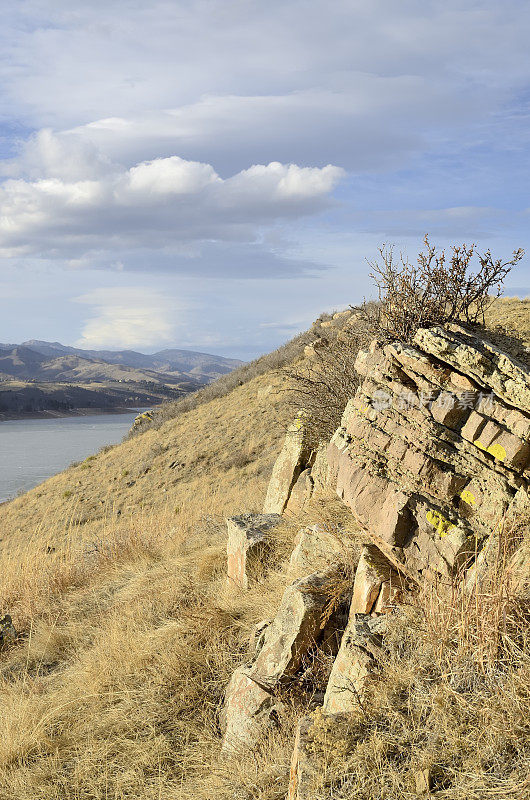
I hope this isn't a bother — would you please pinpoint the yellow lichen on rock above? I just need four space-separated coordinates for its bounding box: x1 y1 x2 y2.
426 509 456 538
459 488 477 506
473 439 507 462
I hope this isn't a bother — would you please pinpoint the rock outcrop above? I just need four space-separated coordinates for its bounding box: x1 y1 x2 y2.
328 326 529 585
222 322 529 781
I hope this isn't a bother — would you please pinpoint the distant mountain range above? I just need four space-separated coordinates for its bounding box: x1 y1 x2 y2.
0 340 243 419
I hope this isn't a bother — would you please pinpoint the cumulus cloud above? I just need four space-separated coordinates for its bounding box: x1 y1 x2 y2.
0 145 343 261
74 287 177 349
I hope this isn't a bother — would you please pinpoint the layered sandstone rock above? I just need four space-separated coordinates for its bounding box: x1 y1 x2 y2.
328 326 530 584
415 325 530 415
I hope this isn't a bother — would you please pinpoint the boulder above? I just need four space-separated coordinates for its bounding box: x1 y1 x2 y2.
289 524 344 574
322 613 387 715
263 419 311 514
250 571 333 686
220 666 281 754
226 513 281 590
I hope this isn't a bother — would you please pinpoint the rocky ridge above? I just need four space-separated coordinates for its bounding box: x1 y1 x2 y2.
219 320 529 798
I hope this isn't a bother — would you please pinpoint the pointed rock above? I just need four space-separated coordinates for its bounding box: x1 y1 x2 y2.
323 613 387 715
250 571 333 685
220 666 281 754
263 419 311 514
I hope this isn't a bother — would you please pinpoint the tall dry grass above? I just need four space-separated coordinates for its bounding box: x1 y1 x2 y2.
0 300 528 798
303 514 530 800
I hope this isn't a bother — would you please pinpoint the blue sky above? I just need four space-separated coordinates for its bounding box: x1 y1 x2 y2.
0 0 529 359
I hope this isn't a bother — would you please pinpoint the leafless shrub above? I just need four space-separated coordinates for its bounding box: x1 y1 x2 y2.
284 313 376 446
370 235 524 343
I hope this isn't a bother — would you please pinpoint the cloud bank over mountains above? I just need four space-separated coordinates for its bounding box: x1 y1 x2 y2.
74 287 178 350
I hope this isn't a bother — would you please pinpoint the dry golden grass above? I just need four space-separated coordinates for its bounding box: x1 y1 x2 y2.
486 296 530 343
294 513 530 800
0 361 357 799
0 369 298 798
0 301 528 799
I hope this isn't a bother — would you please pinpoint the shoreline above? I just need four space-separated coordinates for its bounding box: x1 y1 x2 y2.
0 406 153 423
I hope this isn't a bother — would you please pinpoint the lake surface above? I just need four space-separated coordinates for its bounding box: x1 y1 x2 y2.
0 411 143 502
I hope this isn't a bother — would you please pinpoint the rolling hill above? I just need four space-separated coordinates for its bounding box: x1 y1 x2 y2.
0 341 243 418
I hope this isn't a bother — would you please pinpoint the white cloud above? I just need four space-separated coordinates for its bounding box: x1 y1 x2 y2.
0 145 343 261
2 2 529 128
2 2 529 174
1 1 529 357
74 287 177 349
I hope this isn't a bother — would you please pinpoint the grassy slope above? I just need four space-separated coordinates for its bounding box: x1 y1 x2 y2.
0 298 528 799
0 370 296 798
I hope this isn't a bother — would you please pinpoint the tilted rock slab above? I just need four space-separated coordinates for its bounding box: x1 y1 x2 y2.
250 571 333 685
328 326 530 584
322 613 387 715
220 666 282 754
284 468 314 517
263 419 312 514
226 513 281 590
350 544 406 615
221 570 335 752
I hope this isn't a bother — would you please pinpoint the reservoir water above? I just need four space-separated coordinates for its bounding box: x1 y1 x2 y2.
0 411 142 503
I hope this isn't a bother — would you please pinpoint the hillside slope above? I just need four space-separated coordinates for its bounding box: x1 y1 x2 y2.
0 297 528 800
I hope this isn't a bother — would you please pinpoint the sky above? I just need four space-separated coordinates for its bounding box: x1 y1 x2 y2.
0 1 529 360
